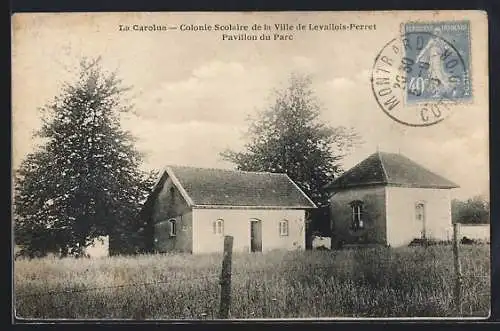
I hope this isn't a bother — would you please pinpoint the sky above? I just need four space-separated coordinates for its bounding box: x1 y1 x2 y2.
12 11 489 200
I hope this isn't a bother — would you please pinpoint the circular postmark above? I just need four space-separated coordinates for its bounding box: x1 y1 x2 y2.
371 30 469 127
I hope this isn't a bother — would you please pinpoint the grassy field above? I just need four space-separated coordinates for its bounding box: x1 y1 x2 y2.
14 245 490 319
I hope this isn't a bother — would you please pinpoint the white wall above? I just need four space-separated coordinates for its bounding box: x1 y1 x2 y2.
312 236 331 249
84 235 109 258
458 224 490 241
192 208 306 254
385 187 453 247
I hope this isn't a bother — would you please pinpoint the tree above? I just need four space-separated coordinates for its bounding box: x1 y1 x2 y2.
122 168 160 254
13 57 152 258
451 195 490 224
220 73 361 243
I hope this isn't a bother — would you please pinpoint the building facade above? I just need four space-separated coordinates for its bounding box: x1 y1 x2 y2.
324 152 459 248
141 165 317 254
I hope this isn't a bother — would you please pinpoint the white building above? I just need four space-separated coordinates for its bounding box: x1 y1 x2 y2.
324 152 459 248
459 223 490 242
84 236 109 258
140 166 317 254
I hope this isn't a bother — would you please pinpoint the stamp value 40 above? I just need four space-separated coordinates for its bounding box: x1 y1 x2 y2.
371 20 471 127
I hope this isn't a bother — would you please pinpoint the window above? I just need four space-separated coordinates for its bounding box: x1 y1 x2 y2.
213 219 224 235
415 202 425 221
349 200 364 230
279 220 289 236
169 219 177 237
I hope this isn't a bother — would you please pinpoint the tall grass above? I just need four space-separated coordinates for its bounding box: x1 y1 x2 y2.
14 245 490 319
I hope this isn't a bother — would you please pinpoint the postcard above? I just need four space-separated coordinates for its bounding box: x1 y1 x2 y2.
11 11 490 320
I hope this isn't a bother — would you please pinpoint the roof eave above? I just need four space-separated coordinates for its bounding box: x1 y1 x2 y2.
283 174 318 208
324 181 387 191
325 182 459 191
139 169 169 213
385 182 460 189
192 204 317 210
165 166 195 207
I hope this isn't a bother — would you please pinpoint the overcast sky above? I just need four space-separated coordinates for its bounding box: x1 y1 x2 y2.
12 12 489 200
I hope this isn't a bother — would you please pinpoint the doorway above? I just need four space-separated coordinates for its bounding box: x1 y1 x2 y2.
415 202 426 239
250 220 262 252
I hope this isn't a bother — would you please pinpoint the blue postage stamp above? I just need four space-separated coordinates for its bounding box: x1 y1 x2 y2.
402 21 472 104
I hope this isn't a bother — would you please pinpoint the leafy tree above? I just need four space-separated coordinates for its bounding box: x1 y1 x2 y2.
451 195 490 224
13 57 152 258
221 73 361 207
220 73 361 244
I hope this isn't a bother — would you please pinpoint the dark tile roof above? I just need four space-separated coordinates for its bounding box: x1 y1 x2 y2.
324 152 459 190
163 165 317 209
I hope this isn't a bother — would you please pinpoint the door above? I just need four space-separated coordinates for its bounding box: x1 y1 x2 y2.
415 202 426 239
250 220 262 252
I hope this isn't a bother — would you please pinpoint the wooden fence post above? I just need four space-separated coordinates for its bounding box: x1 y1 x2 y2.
452 223 463 315
218 235 233 319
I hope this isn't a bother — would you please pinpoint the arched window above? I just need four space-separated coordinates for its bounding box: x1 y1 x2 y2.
349 200 364 230
213 219 224 235
279 220 289 236
169 219 177 237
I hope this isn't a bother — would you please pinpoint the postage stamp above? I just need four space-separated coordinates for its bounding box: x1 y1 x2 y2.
403 21 472 103
371 20 472 127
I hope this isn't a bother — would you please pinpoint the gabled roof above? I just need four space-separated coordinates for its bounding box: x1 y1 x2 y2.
150 165 317 209
323 152 459 191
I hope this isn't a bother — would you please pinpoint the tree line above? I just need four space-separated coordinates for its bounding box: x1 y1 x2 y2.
451 195 490 224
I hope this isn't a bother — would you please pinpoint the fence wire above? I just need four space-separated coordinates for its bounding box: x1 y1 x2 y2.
15 273 222 299
15 262 491 299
